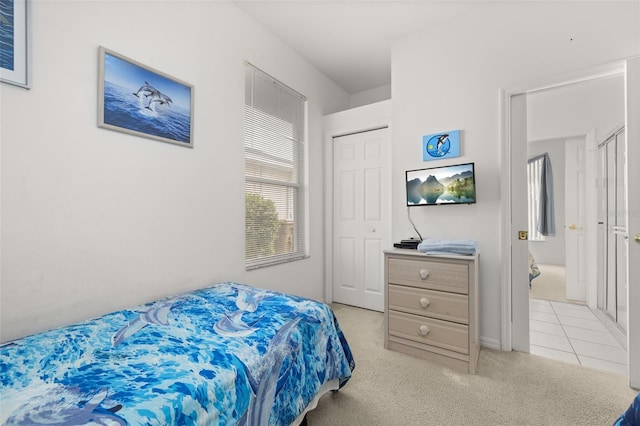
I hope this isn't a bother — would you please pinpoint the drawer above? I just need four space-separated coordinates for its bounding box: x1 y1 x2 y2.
387 257 468 294
388 310 469 354
388 284 468 324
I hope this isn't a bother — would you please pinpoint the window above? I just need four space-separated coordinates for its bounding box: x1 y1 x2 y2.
244 63 307 269
527 152 556 239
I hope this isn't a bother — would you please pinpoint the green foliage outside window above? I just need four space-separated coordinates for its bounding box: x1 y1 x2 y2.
245 193 281 259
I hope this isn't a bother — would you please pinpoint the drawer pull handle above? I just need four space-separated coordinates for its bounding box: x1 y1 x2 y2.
419 325 430 336
419 269 430 280
420 297 430 309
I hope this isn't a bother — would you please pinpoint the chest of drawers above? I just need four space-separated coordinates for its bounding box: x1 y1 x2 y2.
384 249 480 374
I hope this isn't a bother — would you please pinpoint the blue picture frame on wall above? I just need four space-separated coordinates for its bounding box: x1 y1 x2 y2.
422 129 461 161
98 46 194 148
0 0 29 88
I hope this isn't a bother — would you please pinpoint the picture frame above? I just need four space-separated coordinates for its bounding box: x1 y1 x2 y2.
98 46 194 148
0 0 30 88
422 129 461 161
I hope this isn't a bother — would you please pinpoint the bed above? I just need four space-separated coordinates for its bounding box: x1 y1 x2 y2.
0 282 355 425
615 392 640 425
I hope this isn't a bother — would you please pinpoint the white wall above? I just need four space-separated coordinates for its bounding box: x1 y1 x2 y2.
0 1 350 342
349 84 391 109
528 76 625 144
391 1 640 347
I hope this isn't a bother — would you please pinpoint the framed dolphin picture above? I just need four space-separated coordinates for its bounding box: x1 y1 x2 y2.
422 129 461 161
98 46 194 148
0 0 30 88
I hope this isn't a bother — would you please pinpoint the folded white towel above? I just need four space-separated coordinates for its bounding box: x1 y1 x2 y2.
417 239 478 255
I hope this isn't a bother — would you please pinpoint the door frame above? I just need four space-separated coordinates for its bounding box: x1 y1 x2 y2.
323 101 392 306
500 58 640 388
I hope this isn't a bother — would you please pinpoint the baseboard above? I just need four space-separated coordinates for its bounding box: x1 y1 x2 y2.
480 337 502 351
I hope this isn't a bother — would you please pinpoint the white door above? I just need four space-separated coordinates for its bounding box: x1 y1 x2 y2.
564 137 587 301
624 57 640 389
599 129 628 328
332 128 390 312
612 129 627 332
510 93 530 353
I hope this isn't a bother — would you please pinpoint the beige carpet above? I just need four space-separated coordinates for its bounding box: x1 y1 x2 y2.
306 303 636 426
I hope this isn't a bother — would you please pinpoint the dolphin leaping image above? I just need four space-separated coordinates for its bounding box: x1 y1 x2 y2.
145 92 173 110
132 81 157 99
436 133 449 155
236 317 302 426
236 289 269 312
214 289 269 337
214 310 265 337
5 387 126 425
111 299 174 346
132 81 173 111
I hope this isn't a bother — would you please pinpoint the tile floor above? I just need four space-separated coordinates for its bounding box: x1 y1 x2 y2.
529 298 628 376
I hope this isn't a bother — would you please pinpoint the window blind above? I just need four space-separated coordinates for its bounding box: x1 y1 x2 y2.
244 63 307 269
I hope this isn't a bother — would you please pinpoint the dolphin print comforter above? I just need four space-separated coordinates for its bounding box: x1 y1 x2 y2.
0 282 355 425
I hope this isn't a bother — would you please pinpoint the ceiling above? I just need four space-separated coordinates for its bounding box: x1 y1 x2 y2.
233 1 481 94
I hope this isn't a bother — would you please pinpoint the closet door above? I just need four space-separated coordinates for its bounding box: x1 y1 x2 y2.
601 129 627 333
332 128 390 312
614 130 627 333
605 138 617 319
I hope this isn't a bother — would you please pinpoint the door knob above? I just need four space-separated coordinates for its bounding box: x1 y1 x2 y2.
635 234 640 243
568 224 583 230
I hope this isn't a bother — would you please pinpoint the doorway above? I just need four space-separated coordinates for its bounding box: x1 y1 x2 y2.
526 132 628 376
502 58 640 388
526 134 589 305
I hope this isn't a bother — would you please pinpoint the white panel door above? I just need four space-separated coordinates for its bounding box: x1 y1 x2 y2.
332 128 390 312
510 93 530 353
565 137 587 301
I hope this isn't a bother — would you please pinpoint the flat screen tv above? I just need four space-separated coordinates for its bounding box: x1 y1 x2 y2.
406 162 476 206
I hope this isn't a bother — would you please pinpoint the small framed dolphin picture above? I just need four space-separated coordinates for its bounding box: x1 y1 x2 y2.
98 46 194 148
0 0 30 88
422 129 461 161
